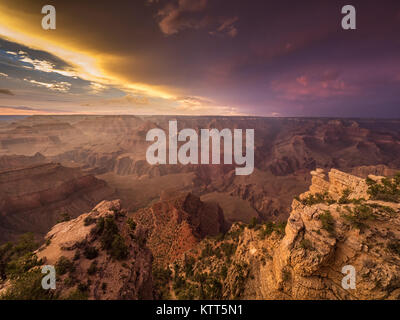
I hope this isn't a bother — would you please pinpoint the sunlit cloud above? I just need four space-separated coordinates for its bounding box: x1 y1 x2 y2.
0 7 177 101
17 52 78 78
24 79 72 92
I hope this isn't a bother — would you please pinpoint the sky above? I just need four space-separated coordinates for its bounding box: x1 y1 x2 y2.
0 0 399 117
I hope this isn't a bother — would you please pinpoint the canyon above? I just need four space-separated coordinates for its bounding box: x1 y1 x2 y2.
0 115 399 299
1 167 399 300
1 115 400 243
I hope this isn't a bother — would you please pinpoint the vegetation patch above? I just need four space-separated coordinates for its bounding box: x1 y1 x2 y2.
126 218 137 231
259 221 286 239
57 212 71 223
93 215 129 260
0 234 53 300
84 216 96 226
83 246 99 260
366 173 400 203
387 240 400 256
0 233 41 280
152 266 172 299
87 260 98 275
66 288 88 300
319 211 335 234
297 192 335 206
0 269 55 300
300 238 314 250
341 205 375 230
55 256 74 275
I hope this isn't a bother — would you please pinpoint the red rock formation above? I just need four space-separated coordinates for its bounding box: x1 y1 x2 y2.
131 192 228 266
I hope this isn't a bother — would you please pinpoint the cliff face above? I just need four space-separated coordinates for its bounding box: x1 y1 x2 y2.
0 153 47 171
36 200 153 300
0 163 115 242
227 169 400 300
306 168 369 201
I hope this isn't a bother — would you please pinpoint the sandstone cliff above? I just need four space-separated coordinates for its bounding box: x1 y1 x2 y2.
232 169 400 299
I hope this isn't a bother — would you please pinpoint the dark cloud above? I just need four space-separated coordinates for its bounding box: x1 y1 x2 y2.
153 0 239 37
210 17 238 38
156 0 208 35
1 0 400 116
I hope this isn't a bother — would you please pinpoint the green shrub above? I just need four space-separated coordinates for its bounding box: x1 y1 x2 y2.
0 269 54 300
55 256 74 275
341 205 375 230
202 277 222 299
367 174 400 203
184 256 195 278
368 203 396 215
126 218 137 231
300 192 335 206
57 212 71 223
73 251 80 261
152 266 172 298
100 216 119 251
201 243 214 258
94 217 105 234
338 188 351 204
259 221 287 239
0 233 41 282
66 288 88 300
5 253 42 279
220 243 236 258
77 281 90 293
83 246 98 260
300 238 314 250
387 240 400 256
282 269 291 282
274 222 287 236
248 217 258 229
84 216 96 226
87 260 98 275
319 211 335 234
110 234 128 260
220 265 228 278
63 277 75 287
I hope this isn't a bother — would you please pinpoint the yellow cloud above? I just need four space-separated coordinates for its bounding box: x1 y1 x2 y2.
0 4 176 100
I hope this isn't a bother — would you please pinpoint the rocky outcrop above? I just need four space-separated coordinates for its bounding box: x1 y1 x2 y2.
227 169 400 300
304 168 370 200
36 200 153 300
131 192 228 266
173 169 400 300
